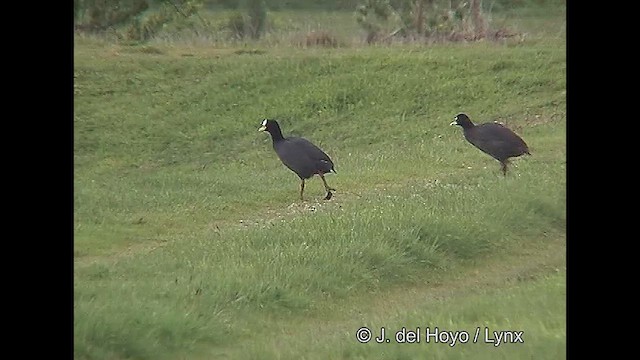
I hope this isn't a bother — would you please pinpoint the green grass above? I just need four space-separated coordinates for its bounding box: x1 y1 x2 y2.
220 269 566 359
74 41 565 255
74 3 565 359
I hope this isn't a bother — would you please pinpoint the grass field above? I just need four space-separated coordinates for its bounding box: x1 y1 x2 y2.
74 2 566 359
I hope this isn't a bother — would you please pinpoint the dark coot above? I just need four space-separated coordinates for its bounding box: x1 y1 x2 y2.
259 119 336 200
450 113 530 176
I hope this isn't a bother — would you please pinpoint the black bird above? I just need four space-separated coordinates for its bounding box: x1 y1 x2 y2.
258 119 336 200
450 113 530 176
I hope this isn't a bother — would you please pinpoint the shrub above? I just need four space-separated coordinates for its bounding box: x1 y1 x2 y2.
225 0 268 40
354 0 509 43
74 0 150 31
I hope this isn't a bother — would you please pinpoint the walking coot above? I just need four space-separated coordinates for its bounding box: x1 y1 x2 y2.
259 119 336 200
450 113 530 176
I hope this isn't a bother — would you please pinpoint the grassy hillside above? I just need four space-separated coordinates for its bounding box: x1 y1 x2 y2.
74 3 565 359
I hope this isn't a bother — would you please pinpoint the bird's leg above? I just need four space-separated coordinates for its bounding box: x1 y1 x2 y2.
319 174 335 200
319 174 336 192
500 161 508 176
300 179 305 201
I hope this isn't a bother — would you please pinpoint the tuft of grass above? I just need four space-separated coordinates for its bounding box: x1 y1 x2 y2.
291 30 342 48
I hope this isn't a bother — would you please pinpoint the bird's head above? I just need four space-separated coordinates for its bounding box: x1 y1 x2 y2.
450 113 473 128
258 119 284 139
258 119 276 132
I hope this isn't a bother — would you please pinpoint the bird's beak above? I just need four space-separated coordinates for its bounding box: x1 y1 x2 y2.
258 125 267 132
449 121 457 126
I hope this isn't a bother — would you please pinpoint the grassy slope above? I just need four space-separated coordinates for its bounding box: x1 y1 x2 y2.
74 43 564 255
211 238 566 359
74 4 565 359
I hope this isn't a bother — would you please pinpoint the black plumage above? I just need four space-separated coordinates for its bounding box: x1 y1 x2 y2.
450 113 530 176
259 119 336 200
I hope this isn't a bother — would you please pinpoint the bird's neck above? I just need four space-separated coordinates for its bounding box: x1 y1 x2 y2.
269 128 285 142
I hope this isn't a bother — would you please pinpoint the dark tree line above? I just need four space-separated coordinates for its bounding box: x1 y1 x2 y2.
74 0 267 40
74 0 505 43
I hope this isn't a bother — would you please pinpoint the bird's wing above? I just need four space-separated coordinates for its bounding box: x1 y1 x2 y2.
280 137 335 173
286 137 330 158
468 124 529 158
